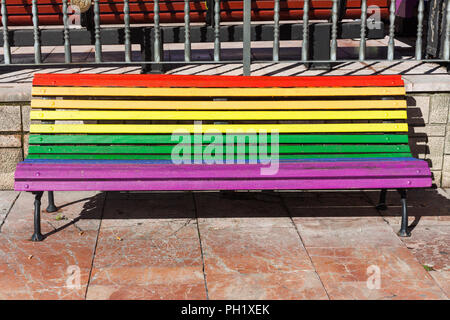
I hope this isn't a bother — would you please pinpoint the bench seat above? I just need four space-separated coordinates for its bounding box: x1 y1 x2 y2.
15 73 432 241
16 159 431 191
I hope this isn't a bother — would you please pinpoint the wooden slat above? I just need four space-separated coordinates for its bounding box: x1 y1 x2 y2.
32 86 406 97
28 144 411 155
32 74 404 88
30 123 408 134
16 160 426 181
31 110 407 120
14 176 429 192
26 153 413 160
29 134 410 145
31 99 407 110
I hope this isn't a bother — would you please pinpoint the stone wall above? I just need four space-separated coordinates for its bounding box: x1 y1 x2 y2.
0 104 29 190
407 94 450 187
0 95 449 190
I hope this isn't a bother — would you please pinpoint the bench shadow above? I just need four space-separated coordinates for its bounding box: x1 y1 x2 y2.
43 193 105 238
67 189 449 220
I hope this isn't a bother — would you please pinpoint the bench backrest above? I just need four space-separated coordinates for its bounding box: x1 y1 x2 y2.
1 0 389 26
27 73 411 164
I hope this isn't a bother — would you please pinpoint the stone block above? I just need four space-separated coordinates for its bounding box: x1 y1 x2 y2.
407 95 429 124
0 148 22 190
23 134 29 158
0 135 21 147
0 105 21 132
410 125 446 137
442 156 450 188
430 95 450 124
21 105 30 132
426 137 445 170
445 126 450 154
431 171 442 187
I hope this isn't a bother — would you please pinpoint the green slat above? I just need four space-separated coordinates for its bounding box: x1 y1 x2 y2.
28 144 411 155
27 153 413 160
29 134 410 145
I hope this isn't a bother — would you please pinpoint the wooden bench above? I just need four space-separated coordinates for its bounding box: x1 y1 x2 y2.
15 73 431 241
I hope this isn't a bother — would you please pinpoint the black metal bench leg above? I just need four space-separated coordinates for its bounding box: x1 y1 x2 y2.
376 189 388 210
397 189 411 237
46 191 57 213
31 191 45 242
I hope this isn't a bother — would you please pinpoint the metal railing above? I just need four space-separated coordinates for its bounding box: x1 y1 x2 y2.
0 0 449 74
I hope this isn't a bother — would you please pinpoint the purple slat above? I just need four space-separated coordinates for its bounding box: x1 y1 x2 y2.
15 161 431 180
15 177 432 191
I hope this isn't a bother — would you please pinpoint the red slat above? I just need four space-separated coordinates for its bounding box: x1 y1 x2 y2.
32 74 404 88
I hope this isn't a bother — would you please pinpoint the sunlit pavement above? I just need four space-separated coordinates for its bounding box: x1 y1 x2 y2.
0 188 448 300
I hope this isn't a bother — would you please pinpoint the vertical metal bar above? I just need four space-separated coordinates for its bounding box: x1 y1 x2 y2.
330 0 338 61
31 192 44 242
444 0 450 60
301 0 309 61
387 0 396 61
359 0 367 61
154 0 161 63
31 0 41 64
243 0 251 75
46 191 57 213
273 0 280 61
416 0 425 60
62 0 72 63
415 0 424 60
1 0 11 64
397 189 410 237
94 0 102 62
184 0 191 62
376 189 388 210
214 0 220 61
124 0 131 62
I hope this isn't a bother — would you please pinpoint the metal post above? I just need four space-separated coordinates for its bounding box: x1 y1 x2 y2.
94 0 102 62
415 0 424 60
387 0 396 61
31 192 44 242
376 189 388 210
330 0 338 61
243 0 251 75
359 0 367 61
397 189 411 237
46 191 57 213
31 0 41 64
154 0 161 63
184 0 191 62
124 0 131 62
301 0 310 61
273 0 280 61
62 0 72 63
444 0 450 60
1 0 11 64
214 0 221 62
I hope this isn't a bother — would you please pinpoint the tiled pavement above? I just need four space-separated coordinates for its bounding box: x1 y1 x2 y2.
0 189 448 300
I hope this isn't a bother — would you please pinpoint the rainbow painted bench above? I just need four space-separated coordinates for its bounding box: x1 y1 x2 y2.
15 73 432 241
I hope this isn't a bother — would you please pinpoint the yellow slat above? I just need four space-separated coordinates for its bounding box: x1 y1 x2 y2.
32 86 406 97
31 99 407 110
31 110 407 120
31 123 408 134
